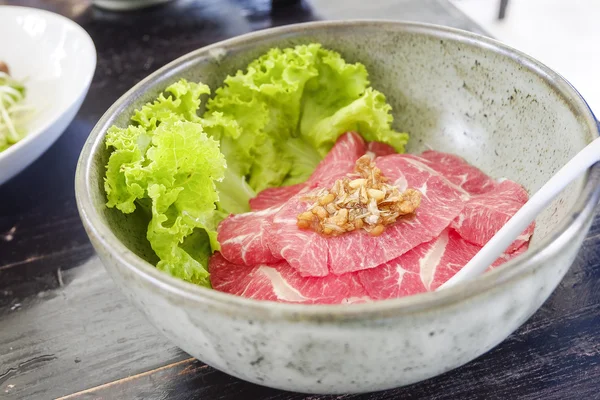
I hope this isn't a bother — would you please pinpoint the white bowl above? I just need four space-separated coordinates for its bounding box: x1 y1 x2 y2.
0 6 96 185
92 0 174 11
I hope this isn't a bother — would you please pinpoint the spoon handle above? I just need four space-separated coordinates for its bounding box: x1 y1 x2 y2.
438 136 600 290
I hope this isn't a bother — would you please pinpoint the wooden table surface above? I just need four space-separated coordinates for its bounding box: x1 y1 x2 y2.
0 0 599 399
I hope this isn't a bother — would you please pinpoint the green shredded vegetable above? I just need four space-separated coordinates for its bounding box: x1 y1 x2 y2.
0 71 33 152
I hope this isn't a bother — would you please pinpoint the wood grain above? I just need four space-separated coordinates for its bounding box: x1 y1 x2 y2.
0 0 598 399
0 259 189 399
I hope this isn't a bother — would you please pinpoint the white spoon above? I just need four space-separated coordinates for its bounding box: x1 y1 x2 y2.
437 136 600 291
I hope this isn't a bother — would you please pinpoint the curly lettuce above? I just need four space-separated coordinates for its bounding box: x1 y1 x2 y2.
205 43 409 190
105 82 226 287
104 43 409 287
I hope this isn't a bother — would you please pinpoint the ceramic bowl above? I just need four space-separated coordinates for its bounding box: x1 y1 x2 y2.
75 21 600 394
0 6 96 185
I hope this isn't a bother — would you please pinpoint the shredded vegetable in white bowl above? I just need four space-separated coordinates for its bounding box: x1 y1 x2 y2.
0 70 35 151
0 6 96 185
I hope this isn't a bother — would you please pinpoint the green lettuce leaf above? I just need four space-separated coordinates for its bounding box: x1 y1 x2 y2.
205 43 409 193
145 118 225 287
280 138 322 186
303 88 410 156
104 125 149 214
104 82 227 287
132 80 208 129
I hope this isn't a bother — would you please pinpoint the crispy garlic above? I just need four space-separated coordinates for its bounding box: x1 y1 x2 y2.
297 155 421 236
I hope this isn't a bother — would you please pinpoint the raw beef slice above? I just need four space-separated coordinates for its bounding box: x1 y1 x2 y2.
451 179 534 252
322 155 469 275
228 132 369 275
249 183 307 211
418 150 497 195
248 132 367 211
268 195 330 277
270 153 469 277
357 228 528 300
491 241 530 269
302 130 368 187
367 141 397 157
317 131 368 166
209 253 368 304
217 206 282 265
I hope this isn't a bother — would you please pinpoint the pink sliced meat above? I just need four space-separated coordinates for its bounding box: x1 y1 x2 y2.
451 179 534 253
271 154 468 277
357 229 472 299
249 183 307 211
210 253 279 301
367 141 397 157
268 195 330 277
220 140 534 299
323 155 468 275
320 131 367 165
248 132 367 211
490 240 530 269
217 206 282 266
307 131 367 186
356 247 427 300
358 228 530 300
418 150 496 195
231 133 367 273
209 253 368 304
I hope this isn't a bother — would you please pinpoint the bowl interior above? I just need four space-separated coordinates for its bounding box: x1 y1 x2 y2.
0 7 96 151
85 22 597 274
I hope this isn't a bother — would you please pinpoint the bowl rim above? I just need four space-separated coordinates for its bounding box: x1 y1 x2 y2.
0 6 97 161
76 20 600 322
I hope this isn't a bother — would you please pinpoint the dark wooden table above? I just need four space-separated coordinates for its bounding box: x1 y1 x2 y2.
1 0 599 399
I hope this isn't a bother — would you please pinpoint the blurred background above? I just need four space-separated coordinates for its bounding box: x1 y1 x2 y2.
2 0 597 111
309 0 600 113
451 0 599 115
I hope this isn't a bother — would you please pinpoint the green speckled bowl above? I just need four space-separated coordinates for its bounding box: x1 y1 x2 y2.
75 21 600 393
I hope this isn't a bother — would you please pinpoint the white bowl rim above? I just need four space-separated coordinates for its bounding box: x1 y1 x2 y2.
76 20 600 322
0 6 97 161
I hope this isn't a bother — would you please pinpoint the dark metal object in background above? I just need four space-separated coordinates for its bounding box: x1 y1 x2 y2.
0 0 598 399
499 0 509 19
272 0 301 8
